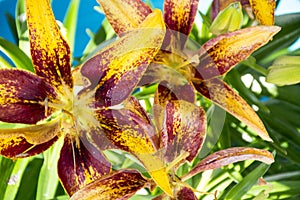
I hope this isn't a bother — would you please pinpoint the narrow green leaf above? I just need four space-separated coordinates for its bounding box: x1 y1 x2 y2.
254 13 300 64
15 158 43 200
0 157 15 200
225 162 272 199
0 55 13 68
0 37 33 71
36 137 64 200
15 0 27 39
5 13 18 43
81 19 115 60
63 0 80 53
3 158 31 200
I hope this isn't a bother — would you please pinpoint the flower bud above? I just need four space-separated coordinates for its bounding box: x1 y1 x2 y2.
210 2 243 35
266 56 300 86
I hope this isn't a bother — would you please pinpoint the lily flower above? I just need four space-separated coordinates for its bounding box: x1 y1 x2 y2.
75 94 274 199
0 0 165 197
211 0 276 25
96 0 280 197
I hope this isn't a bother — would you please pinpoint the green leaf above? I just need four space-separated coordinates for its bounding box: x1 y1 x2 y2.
36 137 64 200
81 19 115 61
254 13 300 64
15 158 43 200
15 0 27 39
5 13 18 43
224 162 272 199
0 156 15 200
0 55 13 68
63 0 80 53
0 37 34 71
3 158 31 200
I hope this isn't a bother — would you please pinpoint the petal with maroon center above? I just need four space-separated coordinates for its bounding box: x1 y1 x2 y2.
70 169 149 200
96 0 152 35
93 96 173 196
161 100 206 164
163 0 199 49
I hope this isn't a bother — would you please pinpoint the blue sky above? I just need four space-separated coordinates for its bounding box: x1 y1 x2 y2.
0 0 300 57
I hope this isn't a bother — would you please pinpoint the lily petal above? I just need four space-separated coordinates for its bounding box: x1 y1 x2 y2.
164 0 199 47
193 78 272 141
95 97 157 155
26 0 73 89
0 136 58 158
177 187 198 200
195 26 281 80
249 0 276 25
162 100 206 163
95 97 173 197
182 147 274 180
70 169 148 200
58 136 111 196
80 10 166 107
0 69 57 124
97 0 152 35
0 117 61 145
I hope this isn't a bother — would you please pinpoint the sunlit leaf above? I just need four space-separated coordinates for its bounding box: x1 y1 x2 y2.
193 78 272 141
225 161 272 199
195 26 281 79
36 136 64 200
70 170 148 200
0 37 33 71
1 158 31 200
26 0 73 89
183 147 273 180
97 0 152 35
63 0 80 53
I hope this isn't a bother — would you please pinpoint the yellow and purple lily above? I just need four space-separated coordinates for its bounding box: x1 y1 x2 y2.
96 0 280 197
0 0 166 198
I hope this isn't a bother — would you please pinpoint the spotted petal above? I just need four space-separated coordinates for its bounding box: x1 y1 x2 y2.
95 97 173 196
249 0 276 25
193 78 272 141
176 187 198 200
70 169 148 200
0 69 57 124
164 0 199 48
97 0 152 35
80 10 166 107
182 147 274 180
58 136 111 196
162 100 206 163
26 0 73 89
0 135 58 159
195 26 281 80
